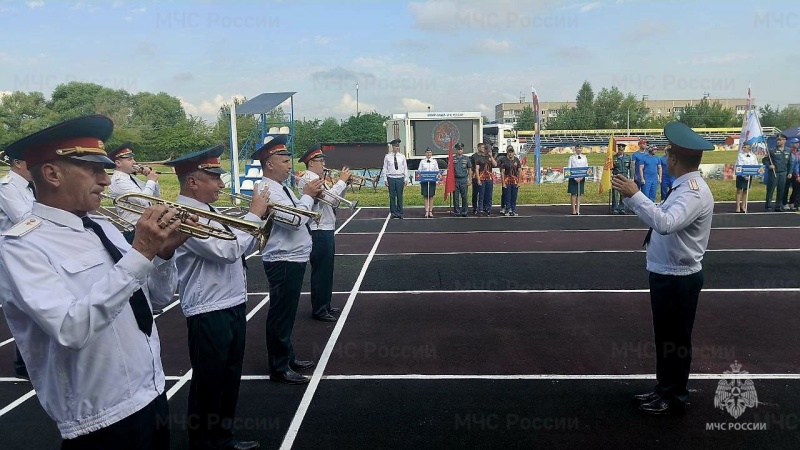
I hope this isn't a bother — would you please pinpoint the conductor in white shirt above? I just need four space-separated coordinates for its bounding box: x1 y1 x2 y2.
383 139 408 219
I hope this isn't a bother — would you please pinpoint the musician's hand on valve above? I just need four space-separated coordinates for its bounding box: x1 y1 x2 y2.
145 167 158 182
249 184 271 219
158 212 195 259
132 204 181 260
303 178 325 198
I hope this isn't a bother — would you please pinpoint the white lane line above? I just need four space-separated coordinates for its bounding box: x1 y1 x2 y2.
0 337 14 348
352 288 800 294
166 294 270 400
335 207 362 234
280 215 391 450
0 389 36 418
319 373 800 381
365 226 799 235
337 248 800 256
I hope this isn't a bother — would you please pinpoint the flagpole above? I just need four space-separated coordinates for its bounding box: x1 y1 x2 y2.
744 176 751 213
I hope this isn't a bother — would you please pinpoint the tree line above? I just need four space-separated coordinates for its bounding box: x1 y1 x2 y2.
0 82 388 161
3 81 798 161
514 81 800 132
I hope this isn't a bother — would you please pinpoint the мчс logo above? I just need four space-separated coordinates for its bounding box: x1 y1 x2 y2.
714 361 758 419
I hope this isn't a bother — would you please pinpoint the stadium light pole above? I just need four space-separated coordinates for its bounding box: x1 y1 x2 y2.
627 106 631 136
356 82 359 117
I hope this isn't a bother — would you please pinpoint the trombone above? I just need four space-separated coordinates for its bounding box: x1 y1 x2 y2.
217 190 322 227
294 174 358 210
113 192 274 250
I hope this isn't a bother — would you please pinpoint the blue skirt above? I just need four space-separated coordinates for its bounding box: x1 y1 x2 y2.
421 181 436 198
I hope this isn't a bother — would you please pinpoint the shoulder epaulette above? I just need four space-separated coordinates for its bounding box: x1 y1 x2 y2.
2 217 42 237
0 175 11 184
688 178 700 191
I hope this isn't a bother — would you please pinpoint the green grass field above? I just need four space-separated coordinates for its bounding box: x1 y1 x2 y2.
1 150 764 211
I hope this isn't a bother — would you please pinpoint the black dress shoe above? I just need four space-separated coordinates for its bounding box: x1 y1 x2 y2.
633 391 660 403
289 359 316 371
225 440 260 450
313 313 337 322
269 369 310 385
639 397 685 416
328 307 341 314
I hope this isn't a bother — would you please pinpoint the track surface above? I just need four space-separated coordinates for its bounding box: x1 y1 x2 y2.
1 202 798 449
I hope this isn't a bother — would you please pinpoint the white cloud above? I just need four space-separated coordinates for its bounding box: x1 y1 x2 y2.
112 0 124 7
336 93 376 115
26 1 44 8
180 94 247 119
579 2 601 12
474 38 512 53
401 97 433 112
131 7 146 14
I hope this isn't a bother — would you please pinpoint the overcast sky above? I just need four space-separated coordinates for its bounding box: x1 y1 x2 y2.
2 0 799 122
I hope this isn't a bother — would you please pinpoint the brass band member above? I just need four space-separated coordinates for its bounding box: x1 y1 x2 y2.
0 115 191 449
168 145 266 450
298 144 350 322
255 135 325 385
108 141 161 242
0 151 35 380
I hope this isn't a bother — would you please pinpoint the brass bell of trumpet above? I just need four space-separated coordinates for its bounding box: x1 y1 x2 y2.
294 174 358 210
113 192 273 250
222 186 322 227
324 168 378 188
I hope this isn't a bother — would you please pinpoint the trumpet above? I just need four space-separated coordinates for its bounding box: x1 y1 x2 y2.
217 190 322 227
294 174 358 210
323 168 379 188
92 206 136 233
133 164 173 176
113 192 274 250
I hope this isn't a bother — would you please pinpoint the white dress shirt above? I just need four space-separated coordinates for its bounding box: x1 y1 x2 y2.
624 171 714 275
383 151 409 179
0 202 177 439
568 154 588 169
260 177 315 263
298 171 347 231
0 170 35 233
736 152 756 167
173 195 259 317
108 170 161 224
418 158 440 173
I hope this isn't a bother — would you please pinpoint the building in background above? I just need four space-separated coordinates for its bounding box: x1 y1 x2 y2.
495 96 753 128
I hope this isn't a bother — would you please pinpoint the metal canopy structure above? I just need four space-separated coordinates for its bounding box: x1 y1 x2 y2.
234 92 296 115
229 91 297 193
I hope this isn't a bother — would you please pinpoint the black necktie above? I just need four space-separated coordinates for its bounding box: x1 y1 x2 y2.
27 181 36 198
283 186 312 234
81 216 153 336
208 204 247 269
642 186 676 247
394 154 399 170
130 174 140 187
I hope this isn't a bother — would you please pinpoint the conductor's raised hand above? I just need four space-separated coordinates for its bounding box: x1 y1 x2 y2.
249 184 271 219
302 178 325 198
611 174 639 198
339 167 352 184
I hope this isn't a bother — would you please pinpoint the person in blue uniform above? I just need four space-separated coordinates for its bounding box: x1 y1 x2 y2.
631 139 648 188
658 145 675 202
418 148 439 218
567 144 588 215
168 146 267 450
0 115 190 448
638 145 661 202
612 121 715 416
